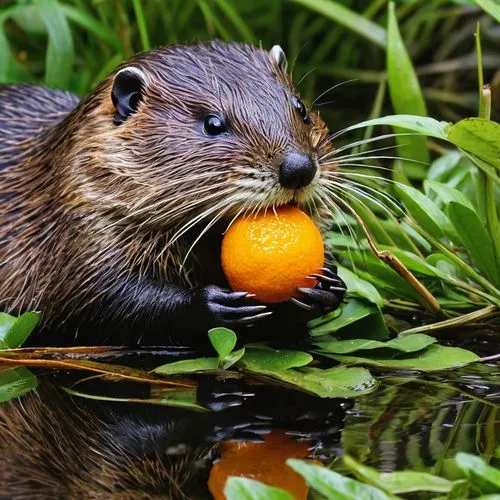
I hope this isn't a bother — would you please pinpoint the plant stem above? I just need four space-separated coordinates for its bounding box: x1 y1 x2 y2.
132 0 150 51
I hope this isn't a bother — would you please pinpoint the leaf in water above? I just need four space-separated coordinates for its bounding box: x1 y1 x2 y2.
446 118 500 171
455 452 500 494
287 459 393 500
208 327 237 362
447 202 499 286
387 2 429 170
342 115 448 140
321 344 479 372
310 299 389 341
153 357 219 375
394 183 461 244
239 347 312 371
337 266 384 307
315 334 436 355
0 311 40 348
343 455 456 494
240 358 378 398
224 477 294 500
0 367 38 402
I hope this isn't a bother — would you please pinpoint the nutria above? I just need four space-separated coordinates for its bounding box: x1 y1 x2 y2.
0 375 349 498
0 41 346 346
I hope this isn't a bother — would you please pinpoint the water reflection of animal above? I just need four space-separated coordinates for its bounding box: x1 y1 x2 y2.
0 41 346 347
0 376 350 498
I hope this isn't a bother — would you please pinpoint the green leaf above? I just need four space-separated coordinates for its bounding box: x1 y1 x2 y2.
474 0 500 23
344 455 456 494
0 367 38 402
289 0 387 48
378 246 442 277
394 183 461 244
387 2 429 168
447 202 499 285
343 115 448 140
455 452 500 494
424 180 475 210
428 151 463 181
153 357 219 375
221 347 245 370
208 327 237 362
240 360 378 398
320 344 479 372
337 266 384 307
287 459 393 500
1 312 40 348
239 347 312 371
35 0 75 88
315 334 436 355
446 119 500 171
224 477 294 500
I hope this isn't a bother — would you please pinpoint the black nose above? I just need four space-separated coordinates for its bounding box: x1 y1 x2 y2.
279 151 317 189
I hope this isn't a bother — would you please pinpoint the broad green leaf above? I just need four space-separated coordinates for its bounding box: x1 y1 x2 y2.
154 357 219 375
208 327 237 362
447 202 499 285
378 246 442 277
309 299 389 339
239 347 312 371
428 151 462 181
387 2 429 170
0 367 38 402
35 0 75 88
221 347 245 370
344 455 456 494
315 334 436 355
289 0 387 48
337 266 384 307
224 477 294 500
343 115 448 140
474 0 500 23
424 180 475 210
287 459 393 500
321 344 479 372
446 119 500 171
0 312 40 348
394 183 461 244
240 362 377 398
455 452 500 494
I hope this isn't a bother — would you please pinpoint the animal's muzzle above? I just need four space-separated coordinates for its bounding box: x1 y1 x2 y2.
279 150 317 190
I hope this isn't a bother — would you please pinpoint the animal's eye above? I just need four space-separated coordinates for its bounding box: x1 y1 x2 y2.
203 114 228 135
291 96 308 122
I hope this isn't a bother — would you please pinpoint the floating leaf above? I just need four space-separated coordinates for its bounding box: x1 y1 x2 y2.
154 357 219 375
320 345 479 372
344 455 457 494
0 367 38 402
447 201 499 286
239 347 312 371
315 334 436 355
224 477 294 500
221 347 245 370
287 459 393 500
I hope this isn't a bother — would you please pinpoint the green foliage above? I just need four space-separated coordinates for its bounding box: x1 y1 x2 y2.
225 453 500 500
0 311 39 348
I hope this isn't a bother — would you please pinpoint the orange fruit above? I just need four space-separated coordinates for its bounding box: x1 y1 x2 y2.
221 206 324 303
208 430 311 500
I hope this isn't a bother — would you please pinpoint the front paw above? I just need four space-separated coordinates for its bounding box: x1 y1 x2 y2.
290 266 346 316
198 285 272 327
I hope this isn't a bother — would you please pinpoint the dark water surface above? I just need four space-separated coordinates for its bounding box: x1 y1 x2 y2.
1 340 499 498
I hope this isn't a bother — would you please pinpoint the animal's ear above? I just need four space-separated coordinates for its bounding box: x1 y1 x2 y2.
111 67 147 125
269 45 288 73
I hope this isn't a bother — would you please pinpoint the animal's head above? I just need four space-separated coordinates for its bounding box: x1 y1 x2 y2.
72 41 333 232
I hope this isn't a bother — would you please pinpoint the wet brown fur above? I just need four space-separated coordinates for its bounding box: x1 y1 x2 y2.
0 41 330 342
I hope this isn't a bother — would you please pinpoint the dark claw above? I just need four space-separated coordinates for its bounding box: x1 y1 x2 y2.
308 273 346 289
290 296 315 311
211 304 268 319
228 311 273 325
297 287 341 308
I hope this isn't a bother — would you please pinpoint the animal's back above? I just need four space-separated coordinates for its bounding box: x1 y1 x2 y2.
0 84 79 168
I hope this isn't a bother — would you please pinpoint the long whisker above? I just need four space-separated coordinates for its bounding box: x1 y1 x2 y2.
312 79 358 106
